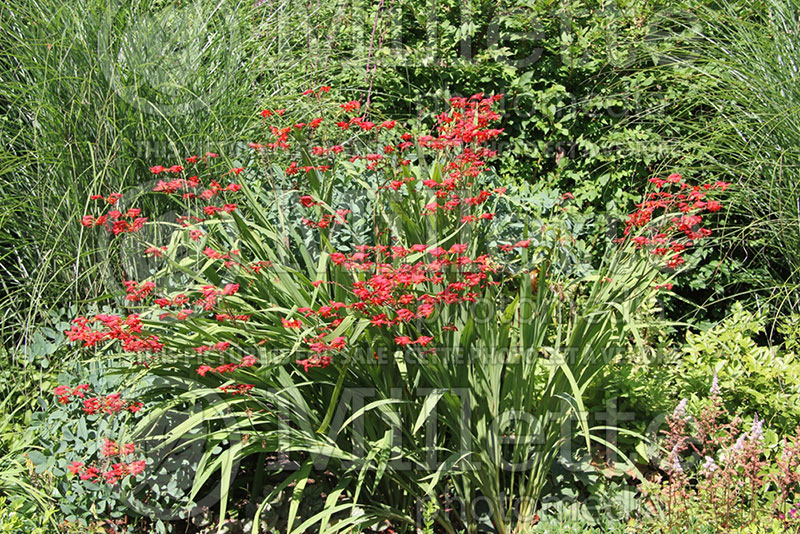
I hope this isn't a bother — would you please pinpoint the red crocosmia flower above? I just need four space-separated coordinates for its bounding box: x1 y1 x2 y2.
101 439 119 457
185 155 199 163
340 100 361 112
123 280 155 302
222 283 239 296
80 466 100 481
329 337 346 349
240 355 258 367
53 385 71 402
391 246 409 258
205 152 219 158
150 165 166 174
219 383 254 395
311 280 323 287
196 365 213 377
282 318 303 329
128 460 146 476
395 336 413 346
396 308 415 322
230 167 245 176
370 313 390 326
215 363 237 374
110 220 128 234
103 464 126 485
75 385 90 395
144 246 166 257
67 461 84 475
415 336 434 346
130 217 147 231
667 254 685 269
168 165 184 173
714 181 731 191
299 195 316 207
515 240 531 249
429 247 447 257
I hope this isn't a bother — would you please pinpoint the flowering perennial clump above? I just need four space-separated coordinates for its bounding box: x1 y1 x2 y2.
63 88 731 527
65 313 164 354
66 455 146 486
53 385 142 416
653 382 800 531
52 385 146 487
67 91 730 389
623 173 728 269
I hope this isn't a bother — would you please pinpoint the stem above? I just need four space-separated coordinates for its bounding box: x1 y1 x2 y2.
316 356 350 434
363 0 385 113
